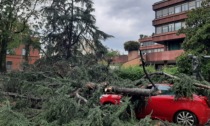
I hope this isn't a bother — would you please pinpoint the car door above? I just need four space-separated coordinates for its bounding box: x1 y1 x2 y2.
138 85 175 121
148 94 175 121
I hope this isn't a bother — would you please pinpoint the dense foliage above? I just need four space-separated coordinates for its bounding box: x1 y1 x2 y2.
0 0 43 72
176 53 193 75
42 0 112 59
0 0 112 72
124 41 140 52
0 59 166 126
162 66 178 75
177 0 210 81
1 57 210 126
105 49 120 58
116 66 155 81
179 0 210 55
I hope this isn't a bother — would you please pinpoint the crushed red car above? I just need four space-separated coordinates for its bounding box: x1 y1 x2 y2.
100 84 210 126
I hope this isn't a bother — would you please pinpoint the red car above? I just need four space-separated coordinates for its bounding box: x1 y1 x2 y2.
100 84 210 126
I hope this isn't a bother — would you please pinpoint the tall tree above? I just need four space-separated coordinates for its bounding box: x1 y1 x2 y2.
0 0 41 72
177 0 210 81
179 0 210 55
42 0 112 60
22 29 41 63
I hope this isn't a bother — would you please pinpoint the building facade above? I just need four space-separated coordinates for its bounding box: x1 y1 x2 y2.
140 0 204 68
6 45 40 71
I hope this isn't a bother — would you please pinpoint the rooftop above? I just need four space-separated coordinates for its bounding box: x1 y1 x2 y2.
153 0 168 5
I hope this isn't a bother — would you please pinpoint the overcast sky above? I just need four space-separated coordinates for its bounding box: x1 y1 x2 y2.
93 0 160 54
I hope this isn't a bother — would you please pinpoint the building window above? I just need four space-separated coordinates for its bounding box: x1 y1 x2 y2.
168 23 174 32
6 49 15 55
156 21 185 34
175 5 181 13
182 3 189 11
196 0 203 7
168 7 174 15
160 48 164 52
6 61 12 71
162 25 168 33
196 1 201 7
143 48 165 54
22 49 26 56
141 50 147 54
189 1 196 10
175 22 182 31
140 42 143 47
156 27 162 34
181 22 186 28
6 50 10 55
143 41 155 46
156 10 162 18
162 8 168 16
154 49 158 52
155 0 204 19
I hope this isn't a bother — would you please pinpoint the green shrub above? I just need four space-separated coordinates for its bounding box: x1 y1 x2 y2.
162 66 178 75
176 53 192 75
116 66 155 81
124 41 140 51
177 53 210 81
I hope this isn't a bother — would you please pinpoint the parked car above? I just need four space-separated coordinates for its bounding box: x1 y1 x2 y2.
100 84 210 126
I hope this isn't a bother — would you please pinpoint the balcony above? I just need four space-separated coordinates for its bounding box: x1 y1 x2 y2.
153 0 186 10
153 12 187 26
153 31 185 42
140 44 164 50
145 50 184 64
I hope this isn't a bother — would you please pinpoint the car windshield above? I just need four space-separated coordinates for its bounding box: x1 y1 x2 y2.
149 85 173 95
157 85 173 95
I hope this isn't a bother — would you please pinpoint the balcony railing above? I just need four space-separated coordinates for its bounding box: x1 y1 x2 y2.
153 31 185 42
145 49 184 63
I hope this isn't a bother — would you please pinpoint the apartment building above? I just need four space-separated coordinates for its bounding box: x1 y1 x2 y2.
6 45 40 71
140 0 204 68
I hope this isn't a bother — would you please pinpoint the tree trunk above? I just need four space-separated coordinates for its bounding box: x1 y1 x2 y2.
105 86 160 96
0 40 7 73
65 0 74 60
194 83 210 89
24 43 30 63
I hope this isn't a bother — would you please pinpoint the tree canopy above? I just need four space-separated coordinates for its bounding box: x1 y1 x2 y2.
0 0 112 72
177 0 210 81
42 0 112 60
179 0 210 55
124 41 140 52
0 0 42 72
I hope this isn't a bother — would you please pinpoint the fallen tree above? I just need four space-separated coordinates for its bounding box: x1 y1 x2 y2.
143 72 210 90
104 86 160 96
0 91 42 102
1 58 209 126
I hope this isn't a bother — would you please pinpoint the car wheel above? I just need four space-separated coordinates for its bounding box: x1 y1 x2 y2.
174 111 198 126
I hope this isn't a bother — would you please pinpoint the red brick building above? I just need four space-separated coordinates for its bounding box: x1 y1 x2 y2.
6 45 40 71
140 0 204 68
111 51 142 67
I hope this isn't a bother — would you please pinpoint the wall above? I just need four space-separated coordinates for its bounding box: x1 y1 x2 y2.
6 45 40 71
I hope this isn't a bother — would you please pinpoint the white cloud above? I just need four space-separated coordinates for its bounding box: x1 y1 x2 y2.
92 0 160 54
